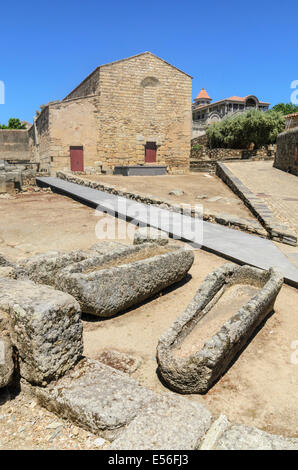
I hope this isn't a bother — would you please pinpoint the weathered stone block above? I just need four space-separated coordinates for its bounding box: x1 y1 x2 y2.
90 241 132 255
199 414 230 450
0 175 6 194
26 358 156 440
133 226 169 246
0 266 17 279
20 242 138 286
56 245 194 317
169 189 184 196
0 253 14 267
109 393 212 450
0 336 14 388
19 250 90 286
215 424 298 450
157 264 283 394
0 309 14 388
0 278 82 385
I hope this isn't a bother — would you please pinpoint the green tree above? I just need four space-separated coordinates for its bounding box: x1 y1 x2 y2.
0 118 27 129
271 103 298 115
206 109 285 149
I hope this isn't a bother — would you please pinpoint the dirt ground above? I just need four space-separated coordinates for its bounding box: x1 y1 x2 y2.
85 173 254 220
0 190 131 261
0 190 297 448
84 251 298 439
0 388 109 450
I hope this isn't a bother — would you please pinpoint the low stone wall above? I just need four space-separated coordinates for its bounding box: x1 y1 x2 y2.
190 159 219 173
191 147 242 161
0 161 43 194
191 145 275 162
243 146 276 160
0 130 30 161
274 128 298 176
191 134 209 148
21 169 37 187
216 162 297 246
191 134 276 164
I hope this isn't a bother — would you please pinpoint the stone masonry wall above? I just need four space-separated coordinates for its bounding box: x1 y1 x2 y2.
48 96 98 172
64 69 100 101
191 145 275 163
0 130 30 161
191 135 276 163
29 96 99 173
274 128 298 176
96 53 192 173
285 114 298 130
28 107 51 171
191 134 208 148
191 147 242 161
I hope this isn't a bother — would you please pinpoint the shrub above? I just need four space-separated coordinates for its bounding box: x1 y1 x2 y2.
271 103 298 115
0 118 27 129
206 109 285 149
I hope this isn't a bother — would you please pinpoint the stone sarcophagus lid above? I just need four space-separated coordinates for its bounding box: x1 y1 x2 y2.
156 263 283 394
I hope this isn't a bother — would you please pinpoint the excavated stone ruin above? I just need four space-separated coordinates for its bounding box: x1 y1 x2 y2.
55 243 194 317
19 241 193 317
0 248 297 449
157 263 283 394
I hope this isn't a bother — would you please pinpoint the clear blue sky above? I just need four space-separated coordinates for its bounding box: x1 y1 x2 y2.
0 0 297 124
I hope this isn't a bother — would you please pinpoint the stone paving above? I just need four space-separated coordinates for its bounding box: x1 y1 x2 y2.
224 161 298 238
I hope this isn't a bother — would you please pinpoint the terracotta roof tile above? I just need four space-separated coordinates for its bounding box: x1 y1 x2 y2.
195 88 211 100
193 94 270 108
285 112 298 118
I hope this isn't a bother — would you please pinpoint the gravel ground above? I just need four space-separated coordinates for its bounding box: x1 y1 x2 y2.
0 189 297 447
0 387 110 450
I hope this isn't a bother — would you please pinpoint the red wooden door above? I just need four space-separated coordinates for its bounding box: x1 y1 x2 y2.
70 146 84 172
145 142 157 163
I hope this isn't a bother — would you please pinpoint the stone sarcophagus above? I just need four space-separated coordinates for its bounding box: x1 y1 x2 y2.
156 263 283 394
55 243 194 317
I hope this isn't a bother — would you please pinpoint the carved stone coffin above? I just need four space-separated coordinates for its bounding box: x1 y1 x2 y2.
157 263 283 394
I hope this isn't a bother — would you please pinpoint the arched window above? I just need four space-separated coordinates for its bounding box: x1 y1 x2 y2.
246 97 257 108
141 76 160 88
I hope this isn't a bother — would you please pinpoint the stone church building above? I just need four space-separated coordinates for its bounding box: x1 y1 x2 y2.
29 52 192 174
